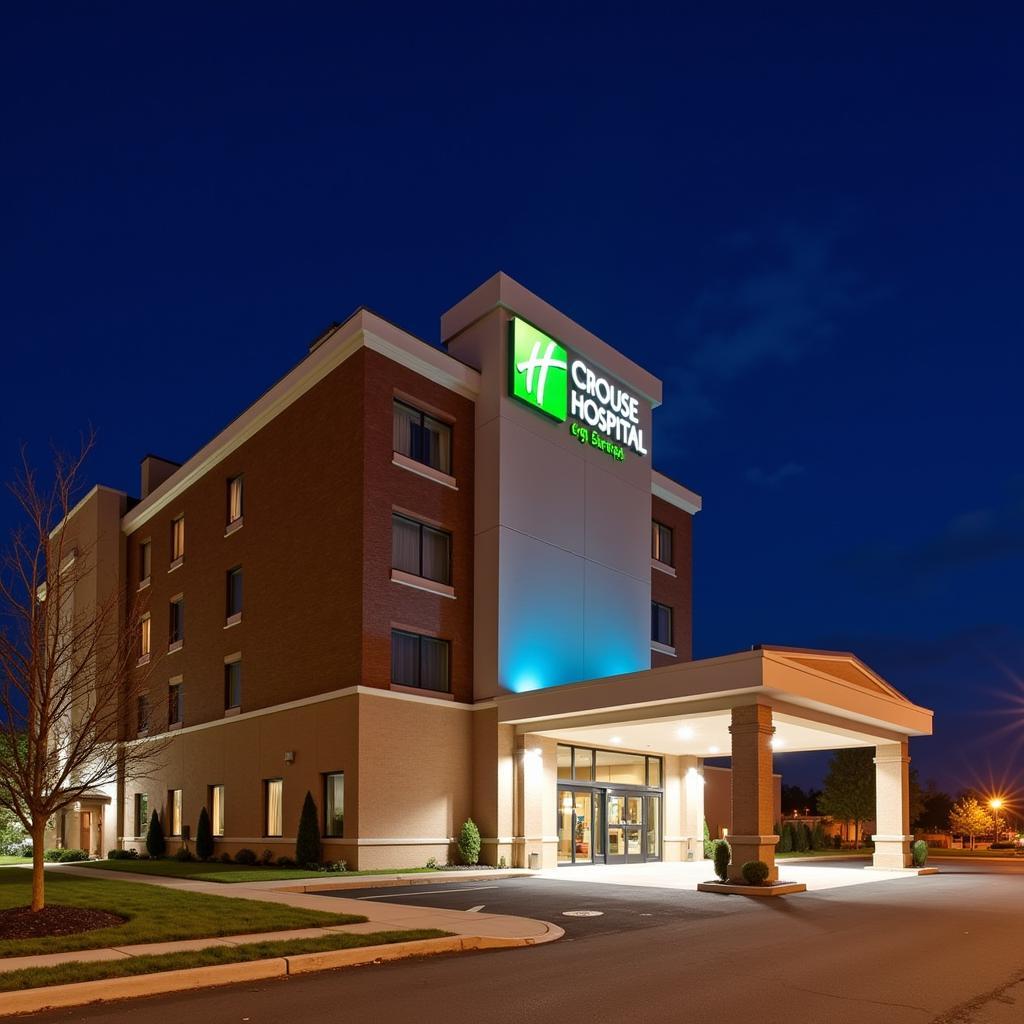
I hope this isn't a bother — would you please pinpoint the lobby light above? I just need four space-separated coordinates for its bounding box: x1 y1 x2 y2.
677 726 695 740
708 745 720 754
610 736 623 745
771 737 786 750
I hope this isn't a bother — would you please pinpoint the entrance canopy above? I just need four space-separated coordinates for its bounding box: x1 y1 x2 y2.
495 645 933 755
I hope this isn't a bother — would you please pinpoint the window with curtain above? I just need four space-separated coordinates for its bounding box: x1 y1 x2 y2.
391 514 451 584
651 601 673 646
391 630 450 692
168 682 182 725
392 400 452 474
211 785 225 836
651 521 673 566
227 475 244 524
139 540 151 583
140 615 151 657
226 567 243 617
169 598 184 645
265 779 283 836
225 659 242 709
171 516 185 561
169 789 182 835
134 793 148 837
324 773 344 837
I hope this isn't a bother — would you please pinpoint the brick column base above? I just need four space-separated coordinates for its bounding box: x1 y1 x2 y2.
728 835 780 882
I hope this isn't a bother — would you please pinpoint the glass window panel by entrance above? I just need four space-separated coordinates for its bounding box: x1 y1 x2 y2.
572 792 593 863
573 747 593 781
624 796 643 825
646 795 661 858
557 790 574 864
607 793 624 825
647 757 662 788
556 745 572 780
594 749 646 785
592 794 604 859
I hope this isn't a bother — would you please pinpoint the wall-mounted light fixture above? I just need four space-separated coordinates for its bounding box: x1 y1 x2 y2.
284 751 295 764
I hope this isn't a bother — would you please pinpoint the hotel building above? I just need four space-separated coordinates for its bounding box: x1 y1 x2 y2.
53 273 932 880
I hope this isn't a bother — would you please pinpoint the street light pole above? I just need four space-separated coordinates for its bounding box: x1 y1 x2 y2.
990 798 1003 848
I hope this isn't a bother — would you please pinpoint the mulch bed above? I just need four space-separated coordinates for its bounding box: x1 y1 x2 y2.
0 904 126 940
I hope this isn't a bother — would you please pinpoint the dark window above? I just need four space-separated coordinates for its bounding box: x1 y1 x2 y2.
168 682 182 725
390 630 450 693
651 601 673 647
137 695 149 732
169 598 184 645
139 541 152 583
391 514 451 584
226 567 243 617
134 793 149 837
225 660 242 709
651 521 673 566
227 475 244 524
324 772 344 837
393 399 452 474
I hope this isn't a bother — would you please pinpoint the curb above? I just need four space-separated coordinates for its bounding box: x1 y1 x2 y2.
279 871 531 893
0 925 564 1018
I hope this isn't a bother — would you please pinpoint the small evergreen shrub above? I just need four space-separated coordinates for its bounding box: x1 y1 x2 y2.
912 839 928 867
234 848 258 865
794 822 809 852
832 834 843 850
260 849 274 865
778 823 793 853
44 848 89 862
457 818 482 866
713 839 730 881
195 807 214 861
703 818 714 859
107 848 140 860
741 860 770 886
426 857 438 869
276 855 297 868
811 821 826 850
802 823 813 851
145 809 166 858
219 852 234 864
497 856 507 869
174 846 194 862
296 791 322 868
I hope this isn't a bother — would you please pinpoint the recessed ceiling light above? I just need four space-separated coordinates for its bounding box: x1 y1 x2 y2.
677 726 695 740
708 745 720 754
610 736 622 745
771 737 786 749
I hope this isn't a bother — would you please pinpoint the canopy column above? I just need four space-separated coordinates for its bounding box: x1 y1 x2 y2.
728 703 778 882
872 741 912 869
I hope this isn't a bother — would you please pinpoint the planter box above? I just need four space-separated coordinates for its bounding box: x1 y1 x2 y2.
697 881 807 897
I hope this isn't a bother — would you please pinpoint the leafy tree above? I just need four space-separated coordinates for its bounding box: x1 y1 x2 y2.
916 781 954 831
703 818 714 859
0 802 28 855
949 797 993 850
296 791 322 866
458 818 481 865
818 749 876 846
811 820 826 850
146 809 165 858
195 807 214 861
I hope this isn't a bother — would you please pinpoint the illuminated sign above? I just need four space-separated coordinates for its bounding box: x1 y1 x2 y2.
509 318 647 458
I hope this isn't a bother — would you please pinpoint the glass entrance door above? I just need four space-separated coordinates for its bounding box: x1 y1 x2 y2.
606 792 648 863
557 789 595 865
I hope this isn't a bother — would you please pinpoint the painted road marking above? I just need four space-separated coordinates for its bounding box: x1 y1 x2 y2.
355 886 501 901
466 905 485 913
562 910 604 917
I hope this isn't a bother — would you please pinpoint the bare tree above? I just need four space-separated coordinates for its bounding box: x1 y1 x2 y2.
0 435 162 911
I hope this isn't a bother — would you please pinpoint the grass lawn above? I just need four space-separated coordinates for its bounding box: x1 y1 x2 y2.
0 857 30 866
777 847 874 859
929 847 1024 858
0 928 450 991
75 859 448 883
0 868 365 958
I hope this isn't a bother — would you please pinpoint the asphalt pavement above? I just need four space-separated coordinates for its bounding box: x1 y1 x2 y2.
19 860 1024 1024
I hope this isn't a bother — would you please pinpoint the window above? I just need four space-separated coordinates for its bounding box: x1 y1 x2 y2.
226 567 243 619
210 785 225 837
169 789 182 836
137 694 149 733
651 601 673 647
134 793 149 837
391 514 451 584
139 615 151 659
324 773 344 837
227 475 244 525
169 597 184 646
652 521 673 566
170 515 185 562
393 399 451 474
224 659 242 710
265 779 283 837
139 541 152 584
168 681 182 725
391 630 450 693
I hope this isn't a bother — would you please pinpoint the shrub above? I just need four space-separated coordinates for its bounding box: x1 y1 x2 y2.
912 840 929 867
107 848 139 860
174 846 194 862
498 856 507 869
44 848 89 862
832 833 843 849
713 839 730 882
296 791 322 867
802 823 813 851
741 860 770 886
276 855 297 868
457 818 482 866
426 857 438 869
219 852 234 864
811 821 826 850
145 809 166 859
703 818 714 859
794 822 809 853
195 807 214 861
260 849 274 865
234 848 258 865
778 823 793 853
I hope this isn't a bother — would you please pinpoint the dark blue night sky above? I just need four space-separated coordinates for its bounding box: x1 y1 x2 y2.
2 6 1022 794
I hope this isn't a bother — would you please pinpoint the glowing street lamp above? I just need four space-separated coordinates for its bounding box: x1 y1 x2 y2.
990 798 1004 846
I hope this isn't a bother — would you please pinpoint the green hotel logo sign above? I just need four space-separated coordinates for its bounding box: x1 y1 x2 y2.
508 318 648 461
509 318 568 422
